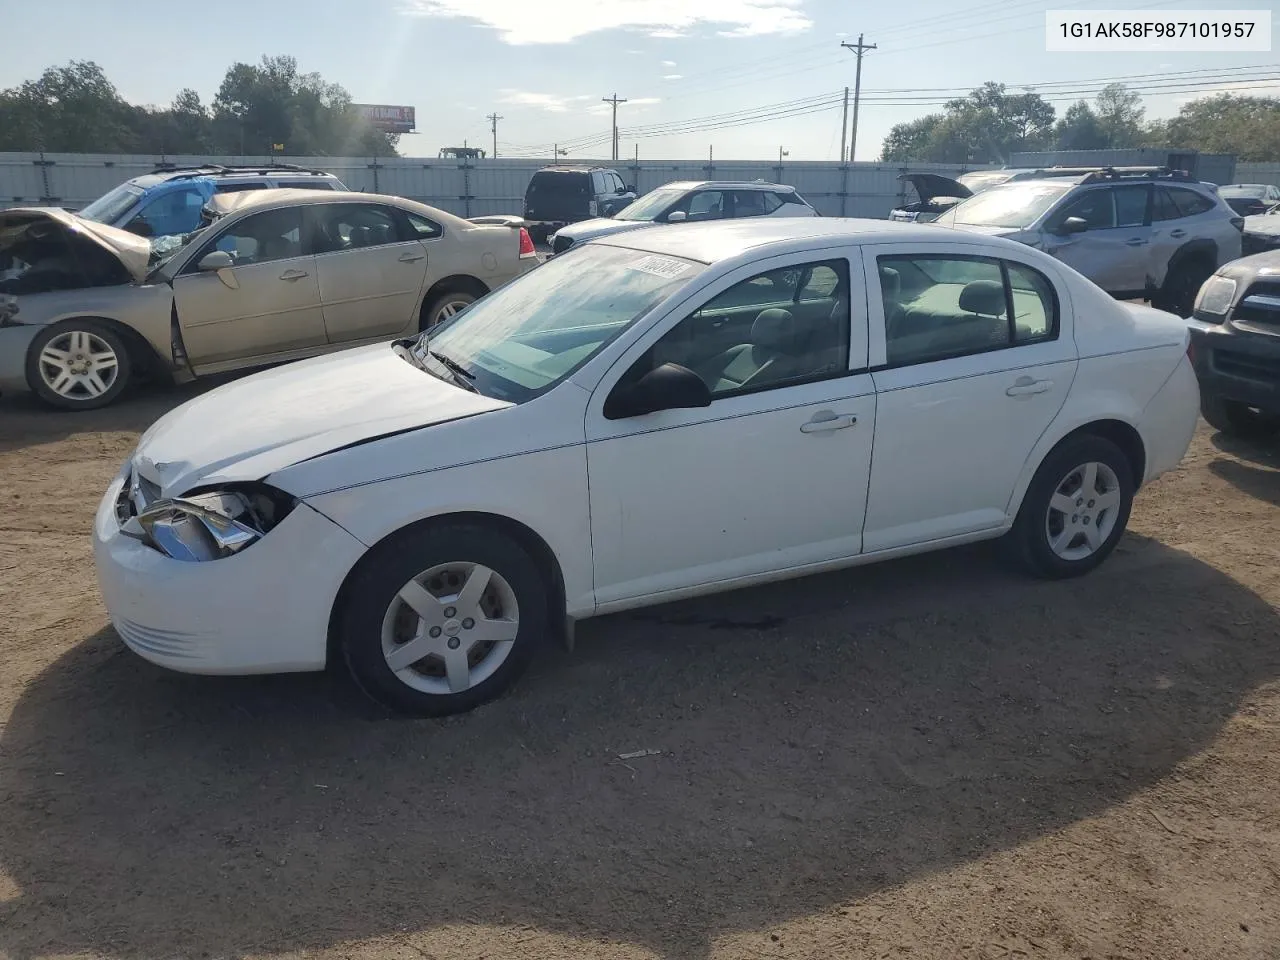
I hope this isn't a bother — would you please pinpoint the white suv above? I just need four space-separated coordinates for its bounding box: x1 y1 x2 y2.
549 180 817 255
936 167 1243 316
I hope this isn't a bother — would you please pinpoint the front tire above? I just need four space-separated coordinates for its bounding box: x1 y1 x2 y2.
1008 435 1134 579
1201 392 1280 438
26 320 132 410
338 522 548 716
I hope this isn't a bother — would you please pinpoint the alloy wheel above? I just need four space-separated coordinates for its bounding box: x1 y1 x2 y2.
380 561 520 696
38 330 119 400
1044 461 1123 561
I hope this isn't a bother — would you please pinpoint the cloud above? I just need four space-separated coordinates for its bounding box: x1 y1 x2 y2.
663 74 683 80
498 90 593 112
586 96 662 116
398 0 811 44
662 59 677 66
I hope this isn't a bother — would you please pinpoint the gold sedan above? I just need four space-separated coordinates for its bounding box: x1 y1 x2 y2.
0 189 538 409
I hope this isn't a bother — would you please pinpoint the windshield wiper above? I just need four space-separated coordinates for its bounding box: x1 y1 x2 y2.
430 349 476 382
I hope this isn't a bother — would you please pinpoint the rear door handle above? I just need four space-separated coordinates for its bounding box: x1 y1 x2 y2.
1124 238 1146 247
800 412 857 433
398 251 426 262
279 269 309 281
1006 376 1052 397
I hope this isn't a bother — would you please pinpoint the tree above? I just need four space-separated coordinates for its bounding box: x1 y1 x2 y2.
0 60 135 152
879 82 1055 163
1164 93 1280 161
1094 83 1144 148
1054 101 1108 150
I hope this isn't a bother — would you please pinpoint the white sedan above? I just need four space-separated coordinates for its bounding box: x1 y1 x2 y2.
94 218 1199 715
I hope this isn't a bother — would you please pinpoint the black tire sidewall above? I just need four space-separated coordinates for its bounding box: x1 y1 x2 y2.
339 522 548 716
421 290 478 331
26 320 133 410
1014 435 1134 579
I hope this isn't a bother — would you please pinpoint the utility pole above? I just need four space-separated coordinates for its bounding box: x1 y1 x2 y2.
778 145 788 166
839 86 849 163
840 34 876 162
486 112 503 159
602 93 627 160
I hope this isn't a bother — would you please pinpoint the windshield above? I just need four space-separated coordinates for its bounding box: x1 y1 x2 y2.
948 181 1074 228
78 183 144 224
422 243 702 402
615 188 686 222
957 171 1015 192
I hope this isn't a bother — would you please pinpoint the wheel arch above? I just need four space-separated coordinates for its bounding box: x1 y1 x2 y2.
418 275 490 328
28 315 168 381
326 509 570 668
1008 416 1147 522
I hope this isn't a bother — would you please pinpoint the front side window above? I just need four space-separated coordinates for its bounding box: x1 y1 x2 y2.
879 255 1057 367
683 191 727 222
312 203 400 253
422 244 701 403
632 259 851 398
615 188 685 222
1054 189 1114 230
195 207 304 268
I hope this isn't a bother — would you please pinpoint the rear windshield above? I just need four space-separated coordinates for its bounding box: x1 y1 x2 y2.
1221 186 1266 198
527 172 589 197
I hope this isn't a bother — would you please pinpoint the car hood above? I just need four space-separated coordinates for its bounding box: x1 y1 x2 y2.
0 207 152 283
557 218 651 242
899 173 973 204
1244 213 1280 237
940 222 1035 242
131 342 510 497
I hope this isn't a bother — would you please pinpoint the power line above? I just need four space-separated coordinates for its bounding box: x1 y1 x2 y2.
602 93 628 160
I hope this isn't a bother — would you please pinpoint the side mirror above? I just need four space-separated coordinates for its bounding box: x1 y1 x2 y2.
604 363 711 419
198 251 234 271
1058 216 1088 235
666 210 688 223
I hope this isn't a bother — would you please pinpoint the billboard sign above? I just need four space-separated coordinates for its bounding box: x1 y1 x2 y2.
355 104 416 133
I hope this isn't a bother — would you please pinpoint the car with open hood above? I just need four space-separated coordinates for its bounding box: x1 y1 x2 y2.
547 180 817 255
94 216 1198 717
0 189 536 409
888 169 1052 223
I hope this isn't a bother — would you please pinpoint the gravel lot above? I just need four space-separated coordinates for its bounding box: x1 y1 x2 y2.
0 381 1278 960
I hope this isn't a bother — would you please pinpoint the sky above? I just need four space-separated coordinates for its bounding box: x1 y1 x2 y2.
2 0 1278 161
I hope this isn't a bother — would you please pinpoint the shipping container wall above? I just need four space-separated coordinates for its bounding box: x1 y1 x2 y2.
0 152 1007 220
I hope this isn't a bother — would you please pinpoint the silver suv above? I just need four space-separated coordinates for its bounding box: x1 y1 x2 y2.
936 167 1244 315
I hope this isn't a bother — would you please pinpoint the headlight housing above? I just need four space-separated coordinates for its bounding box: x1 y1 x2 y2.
1193 275 1237 320
123 482 295 562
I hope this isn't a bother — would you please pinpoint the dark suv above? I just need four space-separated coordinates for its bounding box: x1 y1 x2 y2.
1188 249 1280 438
522 166 636 242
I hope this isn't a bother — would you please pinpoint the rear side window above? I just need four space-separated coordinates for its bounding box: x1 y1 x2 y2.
1169 188 1216 217
405 212 443 240
879 254 1058 367
1152 188 1182 222
780 192 810 206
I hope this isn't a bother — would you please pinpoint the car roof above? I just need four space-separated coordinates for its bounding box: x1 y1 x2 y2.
204 188 468 224
653 180 798 193
129 167 340 189
532 166 618 174
594 217 986 264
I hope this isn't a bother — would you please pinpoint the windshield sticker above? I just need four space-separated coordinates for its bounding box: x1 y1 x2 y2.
628 254 691 279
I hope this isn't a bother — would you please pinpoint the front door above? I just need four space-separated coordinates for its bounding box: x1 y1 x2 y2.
309 202 431 343
585 252 874 606
173 205 326 368
863 246 1077 551
1042 185 1151 296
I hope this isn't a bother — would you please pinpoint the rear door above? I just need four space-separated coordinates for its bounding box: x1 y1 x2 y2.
309 202 430 343
172 205 326 367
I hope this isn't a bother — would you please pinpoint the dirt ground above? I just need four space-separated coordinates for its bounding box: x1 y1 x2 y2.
0 382 1278 960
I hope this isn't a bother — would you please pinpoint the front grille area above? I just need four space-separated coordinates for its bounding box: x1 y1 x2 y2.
552 235 574 255
1212 348 1280 384
1234 281 1280 327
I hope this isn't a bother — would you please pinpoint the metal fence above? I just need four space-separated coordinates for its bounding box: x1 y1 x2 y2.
0 152 1003 220
3 152 1277 220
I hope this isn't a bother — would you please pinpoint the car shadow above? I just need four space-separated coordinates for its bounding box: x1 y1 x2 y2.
0 376 236 456
1208 457 1280 507
0 535 1276 959
1208 429 1280 469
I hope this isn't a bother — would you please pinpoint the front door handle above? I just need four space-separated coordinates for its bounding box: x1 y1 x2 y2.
279 269 309 281
1170 228 1187 239
398 251 426 262
800 412 857 433
1124 238 1146 247
1006 376 1052 397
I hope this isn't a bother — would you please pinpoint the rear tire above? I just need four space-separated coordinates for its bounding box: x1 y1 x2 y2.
1153 257 1213 317
420 289 478 331
338 522 549 717
1201 392 1280 438
1007 434 1134 579
26 320 132 410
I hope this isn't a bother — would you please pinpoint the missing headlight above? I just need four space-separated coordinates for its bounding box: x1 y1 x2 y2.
135 482 296 562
